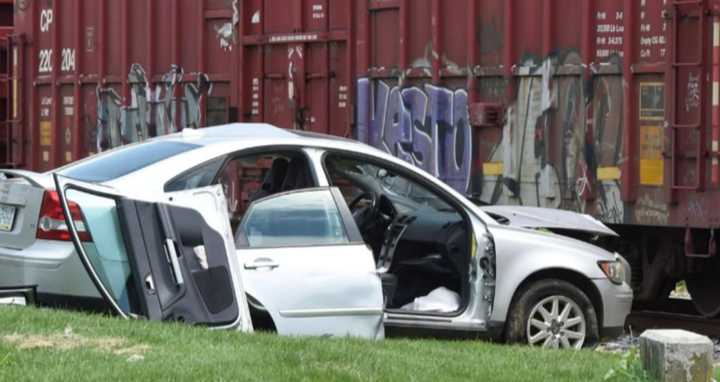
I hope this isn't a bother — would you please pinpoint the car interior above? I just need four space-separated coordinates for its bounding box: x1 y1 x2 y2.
196 149 471 316
215 150 315 232
324 154 471 315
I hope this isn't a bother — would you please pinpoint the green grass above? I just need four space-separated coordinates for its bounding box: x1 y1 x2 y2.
0 306 703 381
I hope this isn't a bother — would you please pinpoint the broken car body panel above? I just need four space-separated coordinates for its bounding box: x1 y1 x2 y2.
480 206 619 237
55 174 252 331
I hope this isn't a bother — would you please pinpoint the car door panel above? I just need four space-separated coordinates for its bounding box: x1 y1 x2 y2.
165 186 252 331
237 187 384 339
242 245 383 338
117 198 239 323
55 174 251 331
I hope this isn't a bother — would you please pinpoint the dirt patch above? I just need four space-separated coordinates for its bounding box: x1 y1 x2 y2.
2 326 150 357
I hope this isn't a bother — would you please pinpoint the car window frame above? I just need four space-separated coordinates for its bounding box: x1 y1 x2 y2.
58 140 203 183
318 149 481 317
162 145 319 193
163 156 227 193
236 187 364 249
320 149 473 221
212 146 319 186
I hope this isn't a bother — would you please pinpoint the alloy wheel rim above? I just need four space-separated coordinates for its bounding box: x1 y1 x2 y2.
526 295 586 349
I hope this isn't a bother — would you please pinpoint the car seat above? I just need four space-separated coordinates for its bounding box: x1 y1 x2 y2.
250 157 289 202
280 158 313 191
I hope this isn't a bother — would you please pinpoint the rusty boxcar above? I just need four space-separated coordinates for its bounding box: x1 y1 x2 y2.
4 0 720 318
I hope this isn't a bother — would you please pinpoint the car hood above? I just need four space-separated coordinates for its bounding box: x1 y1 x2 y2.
480 205 618 237
489 223 617 263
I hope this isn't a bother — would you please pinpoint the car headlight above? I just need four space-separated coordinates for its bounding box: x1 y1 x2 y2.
598 260 625 285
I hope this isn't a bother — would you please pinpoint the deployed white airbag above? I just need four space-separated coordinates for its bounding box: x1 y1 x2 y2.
401 287 460 313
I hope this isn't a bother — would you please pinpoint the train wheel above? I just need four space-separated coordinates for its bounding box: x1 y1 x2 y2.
686 256 720 318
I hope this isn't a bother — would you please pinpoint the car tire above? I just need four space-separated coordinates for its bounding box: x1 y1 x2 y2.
505 279 599 349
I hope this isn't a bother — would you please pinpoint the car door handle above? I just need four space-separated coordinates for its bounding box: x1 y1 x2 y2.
244 258 280 270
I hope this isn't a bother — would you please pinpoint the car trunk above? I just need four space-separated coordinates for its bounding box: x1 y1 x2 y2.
0 171 49 250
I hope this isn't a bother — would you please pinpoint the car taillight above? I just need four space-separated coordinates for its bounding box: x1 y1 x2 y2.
36 191 91 242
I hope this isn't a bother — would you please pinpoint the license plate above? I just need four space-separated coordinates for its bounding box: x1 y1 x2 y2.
0 296 26 306
0 204 16 232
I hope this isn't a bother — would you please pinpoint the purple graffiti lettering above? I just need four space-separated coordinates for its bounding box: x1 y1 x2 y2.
427 85 451 179
355 78 473 193
446 89 472 192
403 87 434 174
369 81 389 148
355 78 371 144
382 87 414 163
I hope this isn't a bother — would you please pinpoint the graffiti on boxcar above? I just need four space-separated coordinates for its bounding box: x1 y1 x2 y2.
591 71 626 224
95 88 122 150
635 193 669 225
355 78 473 193
685 72 701 112
95 64 212 151
478 53 627 223
215 0 240 51
480 58 561 209
687 199 705 222
154 65 182 137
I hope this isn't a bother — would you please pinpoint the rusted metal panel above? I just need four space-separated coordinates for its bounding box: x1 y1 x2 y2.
8 0 241 171
0 0 11 167
352 0 717 231
239 0 351 135
5 0 720 230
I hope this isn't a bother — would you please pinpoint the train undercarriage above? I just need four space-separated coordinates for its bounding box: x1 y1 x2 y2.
603 226 720 320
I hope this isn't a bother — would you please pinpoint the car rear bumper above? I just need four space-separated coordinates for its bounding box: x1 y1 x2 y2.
593 278 633 337
0 240 100 299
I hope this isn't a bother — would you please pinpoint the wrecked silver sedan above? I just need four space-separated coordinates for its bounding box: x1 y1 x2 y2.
0 124 633 348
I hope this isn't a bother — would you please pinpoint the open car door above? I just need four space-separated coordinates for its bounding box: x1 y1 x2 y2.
54 174 252 331
237 187 384 339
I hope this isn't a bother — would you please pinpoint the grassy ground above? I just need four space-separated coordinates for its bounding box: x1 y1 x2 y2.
0 306 685 381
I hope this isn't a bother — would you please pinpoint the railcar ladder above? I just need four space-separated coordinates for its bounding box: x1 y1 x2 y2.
668 0 708 194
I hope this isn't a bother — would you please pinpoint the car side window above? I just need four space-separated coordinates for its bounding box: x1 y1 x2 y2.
238 189 349 248
217 151 315 229
164 159 225 192
164 149 316 232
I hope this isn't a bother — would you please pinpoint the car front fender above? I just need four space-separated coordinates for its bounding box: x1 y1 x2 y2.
487 225 615 324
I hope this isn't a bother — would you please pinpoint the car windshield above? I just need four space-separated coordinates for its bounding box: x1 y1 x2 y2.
376 172 455 213
57 141 201 182
326 156 455 214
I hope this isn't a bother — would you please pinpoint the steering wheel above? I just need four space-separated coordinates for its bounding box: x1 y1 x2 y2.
348 191 379 230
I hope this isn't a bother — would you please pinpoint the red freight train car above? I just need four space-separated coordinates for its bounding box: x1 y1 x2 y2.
0 0 13 164
6 0 720 317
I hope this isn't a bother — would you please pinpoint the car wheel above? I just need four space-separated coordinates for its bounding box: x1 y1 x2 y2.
505 279 599 349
